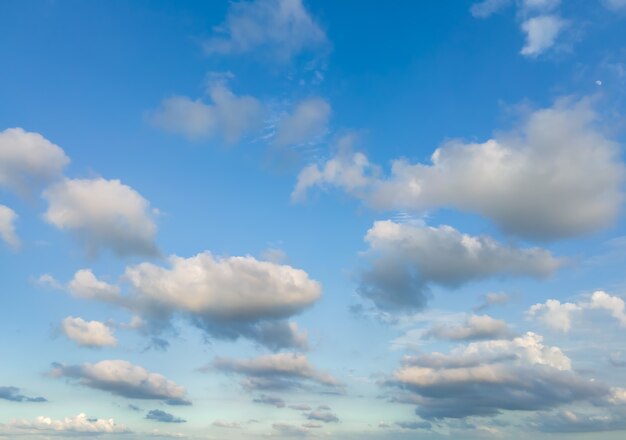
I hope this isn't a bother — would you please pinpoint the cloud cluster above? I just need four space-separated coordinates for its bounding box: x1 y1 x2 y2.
150 82 263 143
211 353 339 391
0 386 46 403
529 409 626 432
9 413 129 434
0 205 19 249
0 127 69 197
43 178 159 257
68 269 122 303
528 290 626 332
204 0 328 64
50 360 190 405
295 99 624 241
390 332 608 419
358 220 560 311
61 316 117 348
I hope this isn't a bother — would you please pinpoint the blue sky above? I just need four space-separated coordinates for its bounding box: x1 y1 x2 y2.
1 0 626 438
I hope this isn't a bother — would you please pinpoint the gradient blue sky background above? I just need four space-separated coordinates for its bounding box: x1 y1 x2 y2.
1 0 626 438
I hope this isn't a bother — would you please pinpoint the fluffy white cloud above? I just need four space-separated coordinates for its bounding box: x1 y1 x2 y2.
358 220 561 311
528 291 626 331
61 316 117 347
0 127 69 197
520 15 565 56
50 360 189 405
295 99 624 241
211 353 339 390
204 0 328 63
391 332 607 418
9 413 129 434
274 98 331 146
125 252 320 320
424 315 513 341
68 269 122 303
43 177 159 257
150 83 263 143
470 0 511 18
0 205 19 249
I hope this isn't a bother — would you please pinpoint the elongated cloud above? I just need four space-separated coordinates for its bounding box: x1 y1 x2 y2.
9 413 129 434
358 220 561 311
0 127 69 197
390 332 608 419
295 99 624 241
50 360 190 405
210 353 339 391
43 177 159 257
0 205 20 249
204 0 328 63
424 315 514 341
61 316 117 348
0 386 46 403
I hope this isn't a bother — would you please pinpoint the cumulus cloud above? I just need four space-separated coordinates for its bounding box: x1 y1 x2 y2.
424 315 514 341
43 177 159 257
272 422 309 436
528 290 626 331
253 394 286 408
123 252 320 350
520 15 565 56
50 360 190 405
295 99 624 240
9 413 129 434
210 353 339 391
0 127 69 197
204 0 328 64
389 332 608 419
146 410 186 424
358 220 560 311
68 269 122 303
149 83 263 143
61 316 117 348
0 205 19 249
0 386 46 403
274 98 331 147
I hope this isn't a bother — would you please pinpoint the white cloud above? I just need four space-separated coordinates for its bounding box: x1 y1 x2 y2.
50 360 189 405
295 99 624 241
0 205 19 249
528 291 626 332
520 15 566 57
204 0 328 63
274 98 331 146
0 127 69 197
10 413 129 434
125 252 320 321
521 0 560 13
149 83 263 143
68 269 122 303
61 316 117 347
358 220 561 311
43 177 159 257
